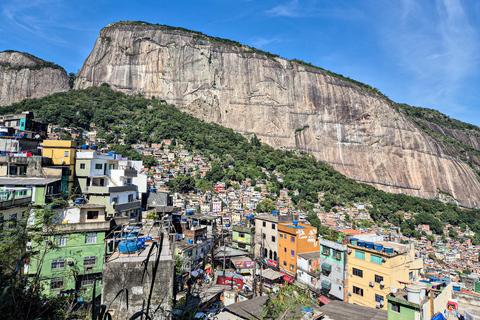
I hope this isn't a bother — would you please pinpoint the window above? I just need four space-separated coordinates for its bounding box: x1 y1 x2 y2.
239 233 245 238
375 294 384 303
54 235 67 247
333 250 342 260
353 286 364 296
371 255 383 264
284 247 287 253
80 163 86 169
128 194 134 202
279 233 283 238
109 164 115 169
353 268 363 278
85 232 97 244
375 275 384 283
262 233 266 239
87 211 99 219
84 256 96 266
283 261 287 266
322 246 330 256
290 264 294 271
391 303 400 313
95 163 103 170
291 236 295 242
310 277 315 284
263 221 266 227
51 278 64 290
355 251 365 260
271 236 276 242
51 259 65 270
238 242 246 249
272 223 276 230
64 151 69 157
291 250 295 256
409 271 413 281
81 274 95 286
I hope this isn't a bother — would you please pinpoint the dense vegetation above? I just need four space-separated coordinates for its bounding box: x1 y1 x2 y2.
3 86 480 242
0 50 67 73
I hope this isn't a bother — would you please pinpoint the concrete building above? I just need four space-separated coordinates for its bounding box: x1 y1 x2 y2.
387 282 453 320
26 204 110 301
278 221 318 277
232 224 254 253
319 238 348 301
75 151 143 219
102 227 174 320
254 212 294 267
297 252 321 293
42 140 77 196
0 187 32 223
347 239 423 310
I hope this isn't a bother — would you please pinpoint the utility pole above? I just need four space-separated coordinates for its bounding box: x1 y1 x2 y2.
222 230 226 285
260 229 264 296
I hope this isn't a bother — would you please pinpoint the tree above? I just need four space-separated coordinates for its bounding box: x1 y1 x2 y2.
262 284 310 320
256 199 277 213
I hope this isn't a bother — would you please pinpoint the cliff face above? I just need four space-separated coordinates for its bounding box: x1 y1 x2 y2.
75 22 480 206
0 51 69 106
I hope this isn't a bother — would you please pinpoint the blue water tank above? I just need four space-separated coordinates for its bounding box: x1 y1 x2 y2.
350 238 359 245
293 220 298 226
273 211 278 216
365 242 374 249
81 144 89 149
74 198 85 205
374 244 384 251
453 285 461 291
182 218 187 222
225 223 230 227
384 246 394 254
118 240 143 253
150 188 156 193
193 221 198 226
357 240 366 247
108 151 117 156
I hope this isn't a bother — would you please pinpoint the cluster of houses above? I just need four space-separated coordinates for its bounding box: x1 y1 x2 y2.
2 111 479 319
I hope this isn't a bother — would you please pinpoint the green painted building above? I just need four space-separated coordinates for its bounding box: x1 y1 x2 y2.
232 224 254 252
26 204 109 301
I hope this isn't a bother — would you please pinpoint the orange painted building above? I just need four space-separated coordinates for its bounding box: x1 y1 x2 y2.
278 221 318 276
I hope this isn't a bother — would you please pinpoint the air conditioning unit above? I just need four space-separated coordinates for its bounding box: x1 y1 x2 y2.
369 281 374 287
382 257 387 262
380 280 385 286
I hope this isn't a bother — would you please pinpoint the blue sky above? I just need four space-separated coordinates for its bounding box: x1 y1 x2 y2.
1 0 480 126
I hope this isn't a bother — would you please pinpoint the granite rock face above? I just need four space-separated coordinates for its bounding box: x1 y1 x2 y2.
75 23 480 206
0 51 69 106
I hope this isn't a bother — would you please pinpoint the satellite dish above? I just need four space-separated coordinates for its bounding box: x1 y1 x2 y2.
390 285 397 294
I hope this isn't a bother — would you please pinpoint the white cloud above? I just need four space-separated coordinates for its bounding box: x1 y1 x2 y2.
380 0 479 116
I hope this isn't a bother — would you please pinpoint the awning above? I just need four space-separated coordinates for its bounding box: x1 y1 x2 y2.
262 268 284 281
321 280 331 290
318 296 332 305
283 274 294 284
321 263 332 272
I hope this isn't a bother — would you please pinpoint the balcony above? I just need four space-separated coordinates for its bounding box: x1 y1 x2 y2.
0 195 32 209
114 200 141 212
86 185 137 194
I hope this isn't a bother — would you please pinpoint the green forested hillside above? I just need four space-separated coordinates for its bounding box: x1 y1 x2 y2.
3 86 480 241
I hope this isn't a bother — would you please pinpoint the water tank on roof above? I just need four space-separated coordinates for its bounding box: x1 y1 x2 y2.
74 198 85 205
273 211 278 216
293 220 298 226
374 243 383 251
90 145 98 150
150 188 156 193
108 151 116 156
350 238 359 245
81 144 89 149
357 240 365 247
406 285 422 304
384 246 393 253
365 242 374 249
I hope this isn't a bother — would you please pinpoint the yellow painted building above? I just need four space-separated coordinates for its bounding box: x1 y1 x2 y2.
347 240 423 310
42 140 77 195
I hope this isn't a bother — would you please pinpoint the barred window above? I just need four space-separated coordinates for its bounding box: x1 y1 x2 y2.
51 259 65 270
355 251 365 260
371 255 383 264
81 274 96 286
353 268 363 278
353 286 364 296
84 256 96 266
375 275 384 283
85 232 97 244
51 278 64 290
54 235 67 246
375 294 384 303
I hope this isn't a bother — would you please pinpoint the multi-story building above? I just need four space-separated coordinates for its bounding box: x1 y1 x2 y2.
42 140 77 196
347 239 423 310
297 252 321 293
26 204 109 301
278 221 318 277
75 151 143 219
0 187 32 223
319 238 348 301
232 223 254 253
254 212 294 267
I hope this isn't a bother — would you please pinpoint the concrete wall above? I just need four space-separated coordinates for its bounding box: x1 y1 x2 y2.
102 259 174 320
320 239 347 301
